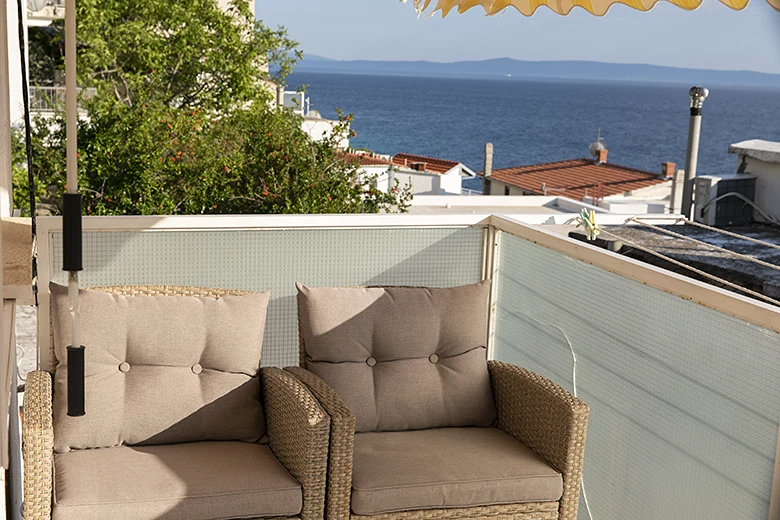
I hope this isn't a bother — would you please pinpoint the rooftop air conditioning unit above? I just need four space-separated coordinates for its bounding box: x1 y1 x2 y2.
694 174 757 226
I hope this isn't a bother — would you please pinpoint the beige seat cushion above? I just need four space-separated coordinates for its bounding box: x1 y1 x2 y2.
297 282 495 432
351 427 563 515
50 283 271 452
52 441 302 520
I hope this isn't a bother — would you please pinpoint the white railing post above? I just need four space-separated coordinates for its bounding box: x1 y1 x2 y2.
483 224 501 360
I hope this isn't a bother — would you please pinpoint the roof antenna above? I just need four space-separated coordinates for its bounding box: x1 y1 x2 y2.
589 129 606 158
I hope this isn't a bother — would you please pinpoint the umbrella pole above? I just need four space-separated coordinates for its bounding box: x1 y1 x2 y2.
64 0 84 417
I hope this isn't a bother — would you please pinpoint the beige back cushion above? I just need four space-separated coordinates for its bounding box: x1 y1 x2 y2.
50 283 270 452
297 281 496 433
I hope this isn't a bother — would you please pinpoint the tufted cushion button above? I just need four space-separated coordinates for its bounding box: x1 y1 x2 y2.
366 357 377 367
191 363 203 375
118 362 130 373
428 354 439 364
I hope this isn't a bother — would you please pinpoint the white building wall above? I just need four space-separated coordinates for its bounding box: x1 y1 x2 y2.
301 118 349 149
439 172 463 195
7 0 24 126
741 156 780 223
394 171 437 195
357 166 391 192
216 0 255 16
487 180 526 196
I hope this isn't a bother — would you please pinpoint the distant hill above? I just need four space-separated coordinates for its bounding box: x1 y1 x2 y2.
294 55 780 88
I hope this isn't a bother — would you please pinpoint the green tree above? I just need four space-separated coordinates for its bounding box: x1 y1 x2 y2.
76 0 297 110
16 0 410 216
28 26 62 86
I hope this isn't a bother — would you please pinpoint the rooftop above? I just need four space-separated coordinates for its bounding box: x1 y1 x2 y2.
392 153 462 175
729 139 780 164
481 158 670 201
406 194 598 217
338 152 392 167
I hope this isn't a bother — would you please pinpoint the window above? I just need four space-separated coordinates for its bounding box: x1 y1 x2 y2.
504 186 510 196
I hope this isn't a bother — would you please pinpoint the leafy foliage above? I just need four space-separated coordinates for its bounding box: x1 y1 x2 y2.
28 26 62 86
75 0 297 110
16 0 410 216
73 102 410 215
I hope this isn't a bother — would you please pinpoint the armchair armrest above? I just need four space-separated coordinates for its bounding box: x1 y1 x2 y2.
488 360 589 520
23 370 54 520
286 367 355 520
262 367 330 520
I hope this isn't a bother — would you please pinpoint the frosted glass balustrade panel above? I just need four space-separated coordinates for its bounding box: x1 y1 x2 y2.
493 231 780 520
51 227 484 367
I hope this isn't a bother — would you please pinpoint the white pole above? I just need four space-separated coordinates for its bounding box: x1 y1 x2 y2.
65 0 80 351
0 0 11 471
0 1 12 218
681 86 709 220
66 0 77 195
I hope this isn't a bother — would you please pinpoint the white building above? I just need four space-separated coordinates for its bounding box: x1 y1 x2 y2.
390 153 476 195
343 152 476 195
727 140 780 224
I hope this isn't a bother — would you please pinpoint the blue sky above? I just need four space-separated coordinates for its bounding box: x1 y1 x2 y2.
257 1 780 73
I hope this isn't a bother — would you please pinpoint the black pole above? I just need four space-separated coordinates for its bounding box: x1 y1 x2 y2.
66 346 85 417
62 193 83 272
63 192 84 416
16 0 38 310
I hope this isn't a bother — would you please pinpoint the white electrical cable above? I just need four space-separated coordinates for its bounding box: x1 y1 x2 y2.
697 192 780 226
520 312 594 520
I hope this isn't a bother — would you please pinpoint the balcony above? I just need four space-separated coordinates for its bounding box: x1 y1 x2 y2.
27 212 780 520
281 90 311 117
29 86 95 115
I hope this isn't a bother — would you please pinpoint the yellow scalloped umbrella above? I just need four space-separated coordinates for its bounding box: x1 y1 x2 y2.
406 0 780 16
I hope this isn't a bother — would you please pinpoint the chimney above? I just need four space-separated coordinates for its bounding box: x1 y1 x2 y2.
483 143 494 178
669 168 685 214
483 143 494 195
597 149 608 164
662 162 676 178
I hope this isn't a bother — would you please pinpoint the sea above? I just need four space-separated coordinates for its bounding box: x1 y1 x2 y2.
288 72 780 192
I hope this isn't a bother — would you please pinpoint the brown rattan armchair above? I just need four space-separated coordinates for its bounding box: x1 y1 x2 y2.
23 285 331 520
288 282 589 520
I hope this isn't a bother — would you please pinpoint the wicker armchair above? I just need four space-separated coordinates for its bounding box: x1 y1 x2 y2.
23 285 331 520
290 283 589 520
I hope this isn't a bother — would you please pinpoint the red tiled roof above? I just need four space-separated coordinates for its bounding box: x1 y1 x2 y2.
392 153 460 175
338 152 392 167
480 159 669 201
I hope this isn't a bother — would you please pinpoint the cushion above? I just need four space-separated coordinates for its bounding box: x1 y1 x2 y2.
297 281 496 432
351 427 563 515
50 283 270 452
52 441 302 520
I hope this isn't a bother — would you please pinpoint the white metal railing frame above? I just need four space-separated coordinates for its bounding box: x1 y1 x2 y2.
34 213 492 371
33 212 780 372
29 86 96 112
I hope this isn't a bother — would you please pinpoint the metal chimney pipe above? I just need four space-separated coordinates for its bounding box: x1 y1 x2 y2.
681 86 709 219
483 143 493 195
